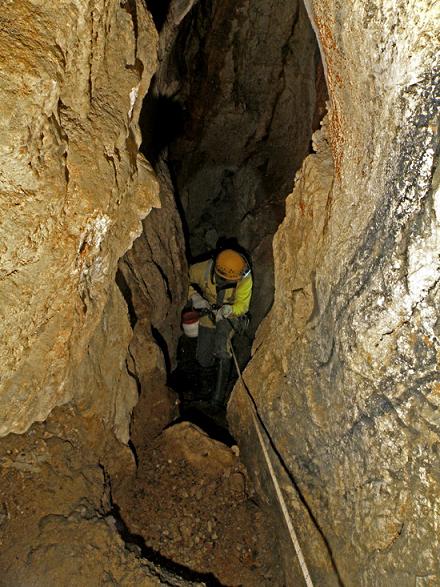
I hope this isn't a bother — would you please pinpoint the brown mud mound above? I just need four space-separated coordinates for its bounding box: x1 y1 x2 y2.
114 422 282 586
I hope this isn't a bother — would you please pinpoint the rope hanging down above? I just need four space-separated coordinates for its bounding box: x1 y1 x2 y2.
229 346 315 587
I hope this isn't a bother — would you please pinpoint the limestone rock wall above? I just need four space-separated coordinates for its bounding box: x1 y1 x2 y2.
162 0 321 249
118 160 188 448
119 160 188 371
230 1 439 585
0 0 159 438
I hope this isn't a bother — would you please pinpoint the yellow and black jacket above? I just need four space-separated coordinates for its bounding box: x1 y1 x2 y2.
188 259 252 328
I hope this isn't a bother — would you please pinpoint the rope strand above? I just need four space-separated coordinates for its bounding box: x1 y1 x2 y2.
230 347 314 587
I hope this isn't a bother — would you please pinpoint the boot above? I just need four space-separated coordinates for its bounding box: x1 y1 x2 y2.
210 358 232 410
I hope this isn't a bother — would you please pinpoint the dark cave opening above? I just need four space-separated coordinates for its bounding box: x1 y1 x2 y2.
144 0 172 31
114 0 331 441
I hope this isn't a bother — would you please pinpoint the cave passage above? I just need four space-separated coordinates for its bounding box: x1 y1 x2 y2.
142 0 327 296
1 0 437 585
114 0 329 584
134 0 328 415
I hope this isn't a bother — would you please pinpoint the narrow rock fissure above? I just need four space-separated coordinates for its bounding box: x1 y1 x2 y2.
114 0 329 584
110 505 226 587
1 0 438 585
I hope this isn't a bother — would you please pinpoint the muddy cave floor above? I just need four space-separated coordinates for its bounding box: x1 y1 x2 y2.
0 339 283 586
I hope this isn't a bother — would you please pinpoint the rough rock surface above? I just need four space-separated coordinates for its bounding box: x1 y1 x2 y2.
0 407 201 586
2 1 438 585
230 1 439 585
119 159 188 370
146 0 326 331
118 159 188 446
0 0 159 437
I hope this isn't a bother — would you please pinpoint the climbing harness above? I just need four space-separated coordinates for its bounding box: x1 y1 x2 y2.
228 313 249 335
229 345 315 587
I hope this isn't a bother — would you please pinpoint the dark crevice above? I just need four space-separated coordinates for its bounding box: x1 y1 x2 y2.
116 268 137 328
151 326 172 376
112 503 226 586
103 466 225 586
144 0 172 32
140 91 186 164
128 439 139 468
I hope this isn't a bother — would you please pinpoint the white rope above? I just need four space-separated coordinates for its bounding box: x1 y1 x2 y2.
230 348 315 587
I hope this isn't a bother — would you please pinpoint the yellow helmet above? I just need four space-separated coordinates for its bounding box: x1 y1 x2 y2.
215 249 247 281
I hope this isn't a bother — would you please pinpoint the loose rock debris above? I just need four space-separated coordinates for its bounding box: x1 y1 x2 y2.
114 422 282 586
0 408 282 586
0 408 170 586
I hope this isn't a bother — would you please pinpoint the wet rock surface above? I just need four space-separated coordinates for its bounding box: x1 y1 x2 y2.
114 422 284 586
